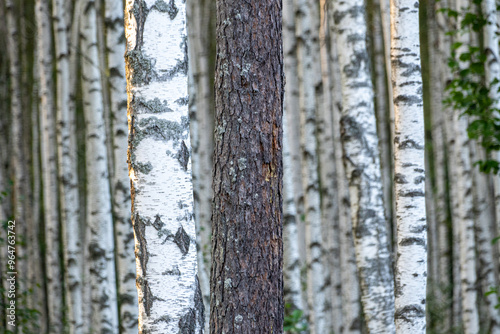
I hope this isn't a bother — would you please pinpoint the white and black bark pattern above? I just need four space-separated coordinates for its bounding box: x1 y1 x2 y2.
328 13 362 334
104 0 140 331
124 0 204 332
36 0 64 331
390 1 427 333
81 1 120 332
470 141 500 334
296 0 327 331
283 110 305 313
481 0 500 258
332 2 396 333
53 0 84 331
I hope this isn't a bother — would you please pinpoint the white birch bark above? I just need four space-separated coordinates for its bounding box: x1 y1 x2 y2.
53 0 84 332
283 0 306 229
332 2 396 333
318 2 342 332
296 0 327 331
103 0 140 331
81 1 119 332
389 1 427 333
283 111 305 313
481 0 500 258
328 12 363 334
124 0 204 332
470 141 500 334
36 0 64 332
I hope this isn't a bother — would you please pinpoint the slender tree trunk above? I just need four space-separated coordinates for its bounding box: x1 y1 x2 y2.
283 111 305 313
332 1 396 333
36 0 64 331
210 0 284 332
390 1 427 332
124 0 204 332
296 0 327 331
481 0 500 258
53 0 84 331
81 1 119 332
103 0 140 331
186 1 215 328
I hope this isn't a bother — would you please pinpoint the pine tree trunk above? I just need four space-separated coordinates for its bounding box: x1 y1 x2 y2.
390 1 427 332
52 0 84 331
103 0 140 331
210 0 284 332
332 1 396 333
81 1 119 332
124 0 204 332
36 0 64 331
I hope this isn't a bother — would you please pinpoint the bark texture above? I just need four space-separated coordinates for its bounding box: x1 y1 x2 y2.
210 0 284 332
125 0 204 332
332 1 396 333
390 1 427 333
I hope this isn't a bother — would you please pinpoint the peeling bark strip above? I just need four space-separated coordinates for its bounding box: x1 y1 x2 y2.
210 0 284 333
332 1 396 333
125 0 203 332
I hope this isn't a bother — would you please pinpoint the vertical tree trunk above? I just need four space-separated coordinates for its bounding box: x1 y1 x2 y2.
81 1 119 332
104 0 140 331
124 0 204 332
296 0 327 331
390 1 427 332
36 0 64 331
53 0 84 331
210 0 284 332
332 1 396 333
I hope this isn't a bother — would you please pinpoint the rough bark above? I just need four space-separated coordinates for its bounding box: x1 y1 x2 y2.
210 0 284 332
81 0 120 332
124 0 204 332
53 0 84 331
390 1 427 333
332 1 396 333
103 0 140 331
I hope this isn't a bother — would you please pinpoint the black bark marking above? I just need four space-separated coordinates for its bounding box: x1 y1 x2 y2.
153 0 178 20
174 225 190 255
178 309 196 334
333 5 365 24
343 50 369 78
132 116 186 146
88 242 106 260
177 140 190 171
391 59 421 77
414 176 425 184
162 265 181 275
134 214 152 316
399 237 426 247
394 94 423 106
398 190 425 197
152 214 165 231
395 305 425 322
394 173 408 184
397 139 424 150
134 96 174 114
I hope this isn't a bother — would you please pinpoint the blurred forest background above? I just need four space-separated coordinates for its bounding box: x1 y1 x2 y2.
0 0 500 333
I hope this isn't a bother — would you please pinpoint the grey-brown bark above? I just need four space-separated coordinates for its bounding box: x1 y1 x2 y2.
210 0 284 332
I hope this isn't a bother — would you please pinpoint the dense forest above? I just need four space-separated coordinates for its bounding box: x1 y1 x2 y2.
0 0 500 333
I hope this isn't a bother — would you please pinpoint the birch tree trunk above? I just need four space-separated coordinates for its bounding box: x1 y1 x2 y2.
36 0 64 331
81 1 119 332
210 0 284 331
103 0 140 331
327 10 363 333
332 1 396 332
296 0 327 331
52 0 84 331
481 0 500 257
390 1 427 332
124 0 204 332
